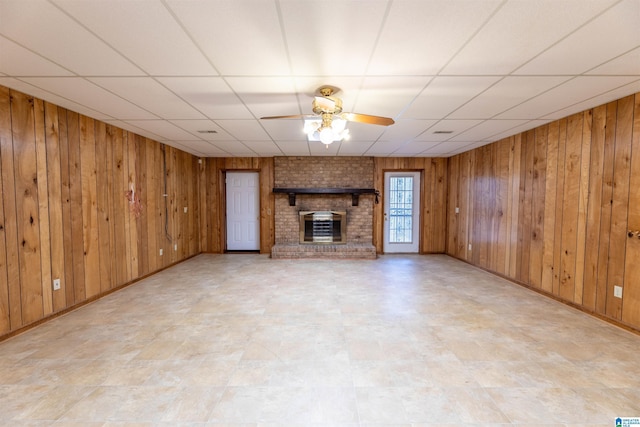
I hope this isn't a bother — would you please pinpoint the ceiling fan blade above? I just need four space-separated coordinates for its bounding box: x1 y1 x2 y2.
339 112 395 126
260 114 312 120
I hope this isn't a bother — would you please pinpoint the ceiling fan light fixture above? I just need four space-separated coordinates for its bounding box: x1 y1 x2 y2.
304 118 349 145
319 127 334 145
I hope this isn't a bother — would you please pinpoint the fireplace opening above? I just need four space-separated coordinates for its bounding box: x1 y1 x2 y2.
299 211 346 244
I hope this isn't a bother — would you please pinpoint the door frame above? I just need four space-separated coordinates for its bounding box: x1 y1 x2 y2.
224 170 261 252
381 170 423 254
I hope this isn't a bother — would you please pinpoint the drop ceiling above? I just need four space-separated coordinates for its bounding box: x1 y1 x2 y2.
0 0 639 157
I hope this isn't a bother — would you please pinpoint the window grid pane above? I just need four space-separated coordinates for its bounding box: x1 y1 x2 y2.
388 176 413 243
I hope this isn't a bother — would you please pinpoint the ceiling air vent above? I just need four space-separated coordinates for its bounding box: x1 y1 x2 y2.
433 130 453 134
197 130 218 134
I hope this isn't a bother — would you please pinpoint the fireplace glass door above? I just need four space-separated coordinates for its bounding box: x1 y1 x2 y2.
299 211 346 244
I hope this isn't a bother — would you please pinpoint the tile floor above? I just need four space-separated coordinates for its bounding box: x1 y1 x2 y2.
0 254 639 426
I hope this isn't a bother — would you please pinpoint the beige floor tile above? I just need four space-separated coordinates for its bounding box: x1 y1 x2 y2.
0 254 639 426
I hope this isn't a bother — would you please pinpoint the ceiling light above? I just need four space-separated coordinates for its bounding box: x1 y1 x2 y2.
304 118 350 146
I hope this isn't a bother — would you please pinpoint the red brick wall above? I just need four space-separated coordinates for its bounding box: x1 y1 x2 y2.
274 157 375 244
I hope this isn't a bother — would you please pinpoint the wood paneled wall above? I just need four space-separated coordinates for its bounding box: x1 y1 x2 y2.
447 92 640 330
374 157 447 253
0 87 201 338
200 157 275 254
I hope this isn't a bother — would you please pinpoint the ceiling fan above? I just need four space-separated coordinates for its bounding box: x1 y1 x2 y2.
260 86 395 145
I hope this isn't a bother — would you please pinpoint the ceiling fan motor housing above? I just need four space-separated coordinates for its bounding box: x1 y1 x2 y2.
312 89 343 115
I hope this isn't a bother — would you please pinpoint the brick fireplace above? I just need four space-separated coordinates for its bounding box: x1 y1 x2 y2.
271 156 377 259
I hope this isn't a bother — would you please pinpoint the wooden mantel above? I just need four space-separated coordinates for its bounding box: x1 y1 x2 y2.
273 187 380 206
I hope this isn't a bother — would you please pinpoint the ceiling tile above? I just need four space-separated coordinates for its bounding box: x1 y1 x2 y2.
0 0 142 75
377 119 438 142
346 122 387 142
403 76 501 119
166 0 289 76
497 76 640 119
168 120 234 141
213 141 258 156
355 76 433 119
20 77 156 119
587 46 640 75
157 77 254 120
274 140 312 156
226 76 300 119
0 36 73 76
394 140 446 155
89 77 206 120
242 140 284 157
448 76 573 119
0 77 110 120
123 120 197 141
365 139 408 155
280 0 389 75
214 120 270 141
53 0 215 76
309 142 341 156
337 140 376 155
414 120 484 142
172 140 230 157
450 119 530 142
422 140 479 156
261 120 306 141
370 0 502 75
514 0 640 75
542 79 640 120
488 120 554 142
443 0 618 74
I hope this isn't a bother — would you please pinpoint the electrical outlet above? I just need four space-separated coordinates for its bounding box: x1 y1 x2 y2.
183 206 188 213
614 286 623 298
455 207 460 214
174 244 178 251
159 248 163 256
468 243 472 251
53 278 61 291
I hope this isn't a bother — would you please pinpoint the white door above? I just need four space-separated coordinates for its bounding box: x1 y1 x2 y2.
383 171 420 253
226 172 260 251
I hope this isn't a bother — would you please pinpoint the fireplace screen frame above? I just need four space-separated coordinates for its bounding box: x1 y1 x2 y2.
299 210 347 244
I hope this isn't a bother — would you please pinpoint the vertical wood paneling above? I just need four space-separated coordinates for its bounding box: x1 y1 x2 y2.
595 102 618 315
44 103 66 312
57 108 75 307
447 90 640 332
67 111 85 303
110 125 127 287
573 110 593 304
622 93 640 326
80 115 100 299
494 140 510 276
605 95 634 320
583 105 607 309
0 85 201 340
95 121 112 293
541 121 559 294
0 87 14 333
559 113 583 302
11 92 44 325
507 136 521 276
529 126 547 288
34 98 53 316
